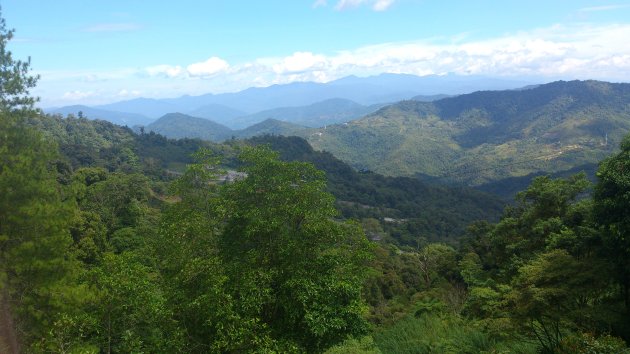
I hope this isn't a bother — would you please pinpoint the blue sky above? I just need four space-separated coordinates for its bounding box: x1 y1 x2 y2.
3 0 630 107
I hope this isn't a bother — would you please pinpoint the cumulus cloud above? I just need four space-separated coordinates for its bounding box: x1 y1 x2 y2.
42 22 630 107
273 52 328 73
134 23 630 92
265 23 630 81
145 64 184 78
187 57 230 77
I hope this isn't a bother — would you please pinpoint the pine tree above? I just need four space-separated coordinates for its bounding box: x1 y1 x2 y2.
0 9 81 349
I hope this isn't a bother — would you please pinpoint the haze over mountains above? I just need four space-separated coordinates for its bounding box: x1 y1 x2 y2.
48 105 155 127
47 73 533 129
134 80 630 191
46 74 630 191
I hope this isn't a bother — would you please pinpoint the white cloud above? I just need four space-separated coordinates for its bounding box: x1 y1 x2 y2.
187 57 230 77
335 0 367 10
146 64 184 78
372 0 395 11
273 52 328 73
62 90 95 100
36 23 630 106
312 0 327 8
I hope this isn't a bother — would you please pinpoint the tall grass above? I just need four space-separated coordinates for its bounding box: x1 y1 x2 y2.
372 313 537 354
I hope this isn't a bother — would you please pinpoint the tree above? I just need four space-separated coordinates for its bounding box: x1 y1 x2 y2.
218 146 374 352
0 9 83 349
593 134 630 313
87 252 183 353
417 243 457 289
151 149 241 353
507 249 604 353
461 173 618 349
0 8 38 113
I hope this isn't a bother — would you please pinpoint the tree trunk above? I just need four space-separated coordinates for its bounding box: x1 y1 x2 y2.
0 290 20 354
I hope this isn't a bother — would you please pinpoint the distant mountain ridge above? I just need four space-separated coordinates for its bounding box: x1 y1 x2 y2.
146 113 310 142
229 98 388 129
47 105 153 127
49 73 533 127
306 80 630 185
186 104 247 125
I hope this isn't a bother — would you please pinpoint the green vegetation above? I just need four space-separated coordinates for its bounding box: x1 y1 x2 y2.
307 82 630 186
146 112 234 142
245 135 504 246
232 98 383 129
2 11 630 353
145 112 312 143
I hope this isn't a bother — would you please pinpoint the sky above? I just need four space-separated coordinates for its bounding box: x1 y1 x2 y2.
3 0 630 107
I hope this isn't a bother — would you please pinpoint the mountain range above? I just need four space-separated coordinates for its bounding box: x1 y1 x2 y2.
306 80 630 185
47 73 533 129
145 113 309 141
142 80 629 188
48 105 154 127
226 98 388 129
46 77 629 190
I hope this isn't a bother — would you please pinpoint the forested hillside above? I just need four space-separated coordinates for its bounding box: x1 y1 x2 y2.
308 80 629 185
244 135 504 245
2 12 630 353
145 113 312 142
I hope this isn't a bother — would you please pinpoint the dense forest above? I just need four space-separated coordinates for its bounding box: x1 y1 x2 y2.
2 13 630 353
307 81 630 186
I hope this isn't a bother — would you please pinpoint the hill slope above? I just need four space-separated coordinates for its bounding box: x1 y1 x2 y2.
307 80 630 185
235 119 309 139
231 98 386 129
146 113 234 142
245 135 504 245
145 114 312 142
186 103 247 126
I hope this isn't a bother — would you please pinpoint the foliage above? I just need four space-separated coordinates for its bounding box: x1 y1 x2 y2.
86 252 183 353
324 336 382 354
146 112 234 142
460 169 629 352
307 81 630 188
218 146 374 351
247 135 504 245
4 7 630 352
0 11 38 113
0 10 87 350
372 312 536 354
558 332 630 354
593 134 630 314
